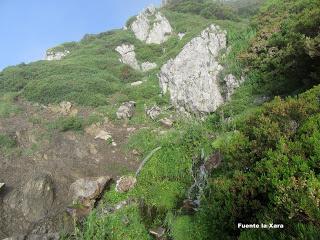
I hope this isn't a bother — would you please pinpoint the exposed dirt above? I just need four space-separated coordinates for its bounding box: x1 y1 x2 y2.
0 99 141 238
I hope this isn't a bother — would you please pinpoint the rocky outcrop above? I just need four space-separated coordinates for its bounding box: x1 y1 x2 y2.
115 44 140 70
69 176 111 217
130 6 173 44
159 24 242 113
45 50 69 61
4 174 54 223
115 44 157 72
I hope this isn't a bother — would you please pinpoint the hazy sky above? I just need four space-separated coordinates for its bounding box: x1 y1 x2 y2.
0 0 161 70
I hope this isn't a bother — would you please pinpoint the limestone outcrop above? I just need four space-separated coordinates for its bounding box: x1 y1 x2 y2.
130 6 173 44
45 50 69 61
159 24 242 113
115 44 157 72
115 44 140 71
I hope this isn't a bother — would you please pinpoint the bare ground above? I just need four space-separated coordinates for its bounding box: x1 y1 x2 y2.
0 99 141 238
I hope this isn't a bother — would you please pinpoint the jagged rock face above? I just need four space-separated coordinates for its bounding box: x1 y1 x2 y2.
115 44 140 70
159 24 241 113
130 7 172 44
45 50 69 61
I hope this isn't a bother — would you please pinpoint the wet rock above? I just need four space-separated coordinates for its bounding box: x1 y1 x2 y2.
149 227 166 239
116 101 136 120
159 118 173 128
159 24 242 114
146 106 161 120
130 6 172 44
115 176 137 193
115 44 140 70
141 62 157 72
69 176 111 210
94 130 112 141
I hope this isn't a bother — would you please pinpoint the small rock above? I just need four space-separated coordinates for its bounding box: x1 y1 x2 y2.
59 101 72 115
4 174 55 223
88 144 98 155
0 182 5 191
146 106 161 120
95 130 112 141
159 118 173 128
115 176 137 193
141 62 157 72
149 227 166 239
127 127 136 132
112 142 117 147
116 101 136 120
132 149 140 155
130 81 143 86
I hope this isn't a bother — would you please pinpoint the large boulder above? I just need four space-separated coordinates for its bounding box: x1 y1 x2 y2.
4 174 55 223
69 176 111 209
116 101 136 120
130 6 172 44
159 24 242 114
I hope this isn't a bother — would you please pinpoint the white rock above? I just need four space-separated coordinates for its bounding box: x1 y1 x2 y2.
95 130 112 141
141 62 157 72
130 7 172 44
159 24 235 113
130 81 143 86
224 74 242 100
45 50 69 61
115 44 140 70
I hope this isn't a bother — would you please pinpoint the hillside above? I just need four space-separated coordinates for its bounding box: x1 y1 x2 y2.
0 0 320 239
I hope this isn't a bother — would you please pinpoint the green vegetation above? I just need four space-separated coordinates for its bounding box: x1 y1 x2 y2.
0 92 20 117
1 0 320 239
48 116 84 132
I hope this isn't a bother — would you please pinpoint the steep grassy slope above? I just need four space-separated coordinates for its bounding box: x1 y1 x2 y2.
1 0 320 239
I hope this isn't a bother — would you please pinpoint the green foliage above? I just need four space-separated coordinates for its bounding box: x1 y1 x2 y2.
48 116 84 132
0 134 16 150
0 92 20 117
78 206 150 240
243 0 320 95
165 0 237 20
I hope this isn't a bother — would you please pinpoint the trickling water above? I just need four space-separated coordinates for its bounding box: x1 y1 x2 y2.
187 149 209 209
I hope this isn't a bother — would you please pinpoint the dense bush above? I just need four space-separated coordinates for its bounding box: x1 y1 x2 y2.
243 0 320 95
